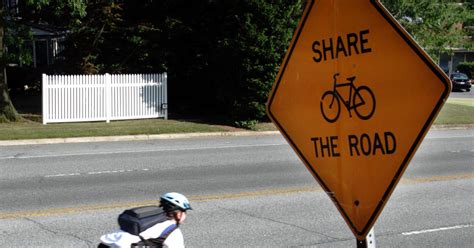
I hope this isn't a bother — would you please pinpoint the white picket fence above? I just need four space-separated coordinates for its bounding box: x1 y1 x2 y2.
42 73 168 124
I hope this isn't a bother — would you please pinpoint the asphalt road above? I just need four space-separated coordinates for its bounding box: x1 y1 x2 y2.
0 128 473 247
449 89 473 99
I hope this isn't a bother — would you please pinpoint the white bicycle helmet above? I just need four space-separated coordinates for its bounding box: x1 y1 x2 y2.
160 192 192 211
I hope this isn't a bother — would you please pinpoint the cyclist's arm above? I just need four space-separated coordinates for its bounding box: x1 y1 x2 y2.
163 228 185 248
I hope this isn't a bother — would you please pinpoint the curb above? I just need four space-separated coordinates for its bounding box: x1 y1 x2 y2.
429 124 474 130
0 131 281 146
1 124 472 147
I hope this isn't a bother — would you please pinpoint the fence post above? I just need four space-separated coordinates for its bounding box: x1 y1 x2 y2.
42 74 48 125
163 72 168 120
105 73 111 123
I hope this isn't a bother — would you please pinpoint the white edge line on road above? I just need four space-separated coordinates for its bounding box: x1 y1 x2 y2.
0 131 281 147
44 173 80 178
401 224 474 236
0 128 471 147
426 135 474 140
2 142 471 160
0 143 285 160
44 168 150 178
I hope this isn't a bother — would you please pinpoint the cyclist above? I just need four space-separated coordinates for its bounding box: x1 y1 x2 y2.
99 192 192 248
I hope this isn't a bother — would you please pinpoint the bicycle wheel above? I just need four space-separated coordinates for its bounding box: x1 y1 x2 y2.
320 91 340 123
353 86 376 120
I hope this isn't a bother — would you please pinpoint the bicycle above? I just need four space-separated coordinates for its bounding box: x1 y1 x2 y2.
320 73 376 123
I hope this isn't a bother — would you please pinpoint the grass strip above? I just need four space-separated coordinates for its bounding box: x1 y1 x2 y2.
434 99 474 125
0 119 231 140
0 97 472 141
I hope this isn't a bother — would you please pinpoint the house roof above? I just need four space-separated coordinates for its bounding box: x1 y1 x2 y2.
22 21 69 38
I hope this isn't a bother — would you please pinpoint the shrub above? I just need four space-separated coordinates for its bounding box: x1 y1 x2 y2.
457 62 474 78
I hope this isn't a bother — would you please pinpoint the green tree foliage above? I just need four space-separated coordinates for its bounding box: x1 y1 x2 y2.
3 0 470 124
0 0 88 122
15 0 88 67
56 0 468 124
60 0 123 73
62 0 302 125
457 62 474 78
205 0 303 125
381 0 471 59
464 1 473 39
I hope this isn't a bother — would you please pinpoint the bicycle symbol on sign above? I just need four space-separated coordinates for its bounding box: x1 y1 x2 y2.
320 73 376 123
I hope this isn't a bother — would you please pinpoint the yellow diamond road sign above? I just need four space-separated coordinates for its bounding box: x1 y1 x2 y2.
266 0 451 240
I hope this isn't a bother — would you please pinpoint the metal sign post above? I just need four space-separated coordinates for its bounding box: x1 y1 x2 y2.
356 228 375 248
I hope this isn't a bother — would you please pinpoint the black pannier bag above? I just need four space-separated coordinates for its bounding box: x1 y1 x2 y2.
118 206 167 235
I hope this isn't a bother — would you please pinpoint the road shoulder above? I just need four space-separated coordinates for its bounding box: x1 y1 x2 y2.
1 124 472 146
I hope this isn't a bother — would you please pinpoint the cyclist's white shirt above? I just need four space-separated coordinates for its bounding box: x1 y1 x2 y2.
100 220 185 248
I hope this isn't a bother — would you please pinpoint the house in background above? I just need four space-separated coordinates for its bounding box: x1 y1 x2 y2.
438 8 473 77
4 0 67 68
23 22 67 67
439 49 474 76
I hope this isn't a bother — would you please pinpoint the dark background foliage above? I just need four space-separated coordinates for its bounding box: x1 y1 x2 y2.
24 0 303 125
1 0 471 125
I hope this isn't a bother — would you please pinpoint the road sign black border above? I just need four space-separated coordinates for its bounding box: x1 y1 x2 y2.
267 0 451 238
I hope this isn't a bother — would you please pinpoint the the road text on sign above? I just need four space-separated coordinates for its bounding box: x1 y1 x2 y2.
311 132 396 158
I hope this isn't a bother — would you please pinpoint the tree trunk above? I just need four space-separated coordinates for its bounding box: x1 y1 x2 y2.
0 2 20 122
0 70 19 122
